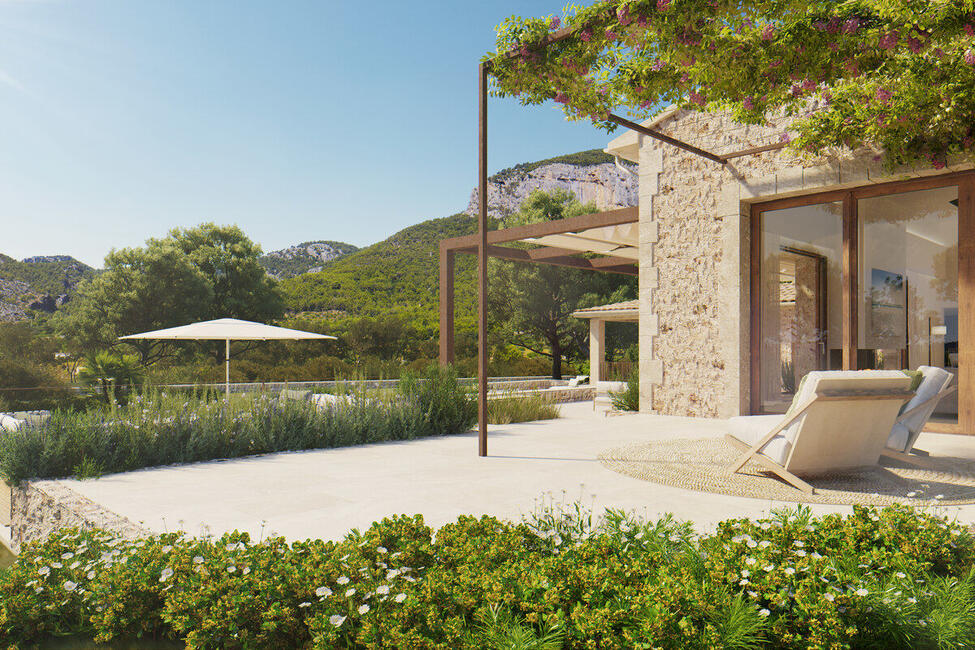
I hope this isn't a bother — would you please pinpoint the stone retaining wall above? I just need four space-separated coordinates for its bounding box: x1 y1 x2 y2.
9 480 147 551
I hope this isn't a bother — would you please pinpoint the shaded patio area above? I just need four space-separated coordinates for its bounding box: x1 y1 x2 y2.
35 402 975 544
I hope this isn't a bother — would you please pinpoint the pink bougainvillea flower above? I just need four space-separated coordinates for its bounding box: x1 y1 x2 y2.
689 91 706 106
605 30 618 40
580 29 592 42
554 91 569 104
879 31 899 50
780 133 791 143
761 24 775 41
743 96 755 110
657 0 671 11
907 36 923 53
550 16 561 29
965 49 975 66
843 18 860 34
617 5 631 25
965 24 975 37
652 59 665 71
875 88 893 104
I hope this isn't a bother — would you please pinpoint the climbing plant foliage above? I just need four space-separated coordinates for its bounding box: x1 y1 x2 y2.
486 0 975 167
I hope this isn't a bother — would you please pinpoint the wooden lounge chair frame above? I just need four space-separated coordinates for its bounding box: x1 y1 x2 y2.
725 388 915 494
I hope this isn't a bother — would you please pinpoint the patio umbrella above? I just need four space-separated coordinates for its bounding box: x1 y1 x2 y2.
119 318 336 400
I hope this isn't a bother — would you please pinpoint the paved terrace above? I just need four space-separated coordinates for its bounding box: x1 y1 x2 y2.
52 403 975 541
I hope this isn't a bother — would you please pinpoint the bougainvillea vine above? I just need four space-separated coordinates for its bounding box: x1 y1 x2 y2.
485 0 975 167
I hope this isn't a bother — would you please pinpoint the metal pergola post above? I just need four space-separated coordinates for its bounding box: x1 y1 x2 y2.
477 62 489 457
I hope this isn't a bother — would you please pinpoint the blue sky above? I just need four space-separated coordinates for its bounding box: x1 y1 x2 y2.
0 0 614 267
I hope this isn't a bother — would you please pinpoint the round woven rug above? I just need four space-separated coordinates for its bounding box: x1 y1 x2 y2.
599 437 975 506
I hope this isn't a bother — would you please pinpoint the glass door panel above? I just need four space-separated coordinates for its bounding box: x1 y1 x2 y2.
858 186 959 424
759 202 844 413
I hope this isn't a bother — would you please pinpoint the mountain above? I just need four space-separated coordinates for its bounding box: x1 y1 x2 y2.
0 255 97 322
467 149 637 219
260 240 359 279
280 149 638 331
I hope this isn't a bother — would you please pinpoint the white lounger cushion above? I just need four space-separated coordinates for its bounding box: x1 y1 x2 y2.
728 415 791 464
886 366 953 453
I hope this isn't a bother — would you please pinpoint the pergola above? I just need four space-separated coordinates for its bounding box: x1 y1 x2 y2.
571 300 639 386
458 17 792 457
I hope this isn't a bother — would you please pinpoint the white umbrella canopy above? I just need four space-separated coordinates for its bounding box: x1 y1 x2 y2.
119 318 336 399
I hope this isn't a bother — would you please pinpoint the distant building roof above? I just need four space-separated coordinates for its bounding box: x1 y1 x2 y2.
571 300 639 321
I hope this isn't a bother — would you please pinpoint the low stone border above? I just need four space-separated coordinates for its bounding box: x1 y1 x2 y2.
10 480 148 552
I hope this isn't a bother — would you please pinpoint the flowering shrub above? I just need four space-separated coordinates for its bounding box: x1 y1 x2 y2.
0 365 476 483
487 0 975 168
1 504 973 648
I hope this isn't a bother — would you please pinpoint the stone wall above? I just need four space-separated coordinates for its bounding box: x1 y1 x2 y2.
635 108 974 419
10 480 147 551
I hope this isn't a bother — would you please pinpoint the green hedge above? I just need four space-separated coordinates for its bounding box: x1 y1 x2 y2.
2 504 974 648
0 365 476 483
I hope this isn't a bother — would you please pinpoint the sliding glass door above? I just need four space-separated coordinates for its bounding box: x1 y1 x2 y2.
757 202 843 413
751 172 972 433
858 187 959 424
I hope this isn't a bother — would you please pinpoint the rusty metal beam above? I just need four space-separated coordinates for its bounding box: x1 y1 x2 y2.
607 113 727 165
723 141 789 160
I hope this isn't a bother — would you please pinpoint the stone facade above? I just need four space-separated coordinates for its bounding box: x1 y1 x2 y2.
9 480 147 551
611 108 973 418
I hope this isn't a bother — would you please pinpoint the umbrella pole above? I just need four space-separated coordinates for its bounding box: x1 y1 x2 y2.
225 339 230 403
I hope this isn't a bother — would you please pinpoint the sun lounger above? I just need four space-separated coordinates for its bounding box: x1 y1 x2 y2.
725 371 913 494
881 365 956 468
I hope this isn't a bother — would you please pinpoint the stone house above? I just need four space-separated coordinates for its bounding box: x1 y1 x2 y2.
603 107 973 435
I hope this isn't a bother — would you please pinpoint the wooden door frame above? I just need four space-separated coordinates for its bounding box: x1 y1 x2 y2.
749 170 975 434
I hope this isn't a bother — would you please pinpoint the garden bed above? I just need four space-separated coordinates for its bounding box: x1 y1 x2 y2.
0 503 972 648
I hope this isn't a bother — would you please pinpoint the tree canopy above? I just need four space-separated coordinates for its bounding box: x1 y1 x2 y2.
488 0 975 167
55 223 283 365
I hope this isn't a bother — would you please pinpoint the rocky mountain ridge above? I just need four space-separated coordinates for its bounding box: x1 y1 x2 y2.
466 151 638 220
0 255 95 322
259 240 360 279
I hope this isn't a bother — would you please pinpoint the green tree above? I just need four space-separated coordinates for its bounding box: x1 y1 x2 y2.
77 350 144 404
169 223 283 322
489 190 636 379
55 224 284 367
55 241 212 366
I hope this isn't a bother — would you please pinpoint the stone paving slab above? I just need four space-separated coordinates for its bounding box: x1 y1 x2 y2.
52 403 975 542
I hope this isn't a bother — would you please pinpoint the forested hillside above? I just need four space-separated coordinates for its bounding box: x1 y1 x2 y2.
259 240 359 278
0 255 97 321
280 213 478 335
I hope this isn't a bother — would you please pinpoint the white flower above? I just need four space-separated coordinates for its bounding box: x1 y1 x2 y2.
358 603 370 614
935 494 944 500
759 541 772 549
227 566 236 573
70 561 81 570
38 566 50 576
824 593 835 602
795 550 807 557
242 567 251 575
87 571 96 580
160 568 174 582
739 579 750 586
62 552 75 560
764 565 775 572
51 562 63 569
63 580 78 592
329 614 347 627
376 546 388 554
784 567 795 576
298 601 311 608
907 491 918 498
337 576 350 585
162 546 173 553
741 570 750 578
747 540 757 548
793 540 805 547
895 572 906 579
193 556 204 564
855 588 868 597
745 558 757 566
376 585 390 595
758 609 770 618
315 586 332 597
345 588 356 597
395 593 407 603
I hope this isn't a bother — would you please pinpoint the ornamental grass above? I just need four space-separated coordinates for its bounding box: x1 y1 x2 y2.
0 365 476 484
1 504 974 649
